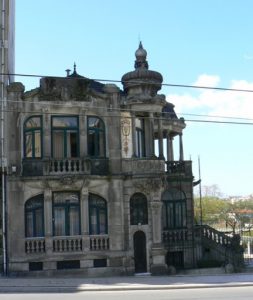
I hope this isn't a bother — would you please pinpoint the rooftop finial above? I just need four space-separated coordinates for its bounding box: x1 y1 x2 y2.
134 41 148 69
73 62 77 73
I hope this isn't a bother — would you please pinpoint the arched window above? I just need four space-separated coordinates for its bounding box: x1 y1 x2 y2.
89 194 107 234
25 194 44 237
162 189 186 229
24 116 42 158
130 193 148 225
87 116 105 157
51 116 79 158
53 192 80 236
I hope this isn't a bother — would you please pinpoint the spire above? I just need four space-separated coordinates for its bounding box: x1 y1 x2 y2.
67 62 83 78
134 41 148 69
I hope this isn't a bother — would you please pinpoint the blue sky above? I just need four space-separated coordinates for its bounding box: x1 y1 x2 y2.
16 0 253 197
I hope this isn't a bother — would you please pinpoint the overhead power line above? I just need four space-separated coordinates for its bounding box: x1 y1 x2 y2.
1 72 253 93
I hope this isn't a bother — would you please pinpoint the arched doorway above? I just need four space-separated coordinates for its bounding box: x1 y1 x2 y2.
133 231 147 273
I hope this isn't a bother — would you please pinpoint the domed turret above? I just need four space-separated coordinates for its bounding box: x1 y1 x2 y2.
121 42 163 97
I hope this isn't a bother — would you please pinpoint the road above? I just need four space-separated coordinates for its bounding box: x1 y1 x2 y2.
1 286 253 300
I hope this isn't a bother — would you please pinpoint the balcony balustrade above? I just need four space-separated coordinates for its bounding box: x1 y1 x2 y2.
166 160 192 176
25 237 45 254
22 158 109 176
90 235 110 250
52 236 83 252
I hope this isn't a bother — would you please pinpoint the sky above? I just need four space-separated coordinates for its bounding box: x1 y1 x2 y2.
15 0 253 197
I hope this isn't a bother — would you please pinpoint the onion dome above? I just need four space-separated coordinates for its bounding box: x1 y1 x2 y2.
121 42 163 96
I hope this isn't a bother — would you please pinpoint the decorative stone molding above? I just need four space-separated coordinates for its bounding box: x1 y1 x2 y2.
133 178 163 194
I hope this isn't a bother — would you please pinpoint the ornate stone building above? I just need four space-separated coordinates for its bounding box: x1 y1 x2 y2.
5 43 243 275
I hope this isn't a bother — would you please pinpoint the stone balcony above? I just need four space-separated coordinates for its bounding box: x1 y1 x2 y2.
22 157 109 177
25 234 110 254
166 160 192 177
122 158 165 175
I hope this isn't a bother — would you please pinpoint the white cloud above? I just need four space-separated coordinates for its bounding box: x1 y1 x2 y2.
193 74 220 88
167 76 253 121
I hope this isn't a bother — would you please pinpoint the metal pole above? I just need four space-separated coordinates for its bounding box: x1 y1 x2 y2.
198 156 203 225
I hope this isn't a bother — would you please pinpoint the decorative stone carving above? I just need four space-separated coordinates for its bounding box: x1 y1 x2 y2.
133 178 163 194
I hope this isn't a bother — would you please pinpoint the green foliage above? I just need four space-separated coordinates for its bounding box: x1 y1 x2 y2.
194 190 253 235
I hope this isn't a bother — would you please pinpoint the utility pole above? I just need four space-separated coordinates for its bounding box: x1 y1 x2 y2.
198 156 203 225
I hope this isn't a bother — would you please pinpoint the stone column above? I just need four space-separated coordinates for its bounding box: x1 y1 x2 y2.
80 186 90 251
167 134 174 161
149 112 155 157
43 109 51 158
158 117 164 159
44 189 53 254
179 133 184 161
151 201 163 244
80 110 87 157
150 200 168 275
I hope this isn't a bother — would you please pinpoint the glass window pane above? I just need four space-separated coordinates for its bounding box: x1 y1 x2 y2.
52 117 77 128
35 208 43 237
88 117 103 129
34 131 41 157
25 132 33 158
98 131 105 156
54 207 65 236
25 117 41 128
99 210 106 234
26 212 33 237
53 131 64 158
69 207 80 235
90 207 97 234
67 131 78 157
88 130 95 156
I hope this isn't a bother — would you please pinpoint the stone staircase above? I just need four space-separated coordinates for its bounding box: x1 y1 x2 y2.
195 225 244 270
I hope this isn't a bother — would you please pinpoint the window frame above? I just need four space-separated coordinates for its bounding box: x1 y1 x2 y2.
162 189 187 229
88 193 108 235
23 115 43 159
87 116 106 158
52 191 81 236
25 194 44 238
130 193 148 225
51 115 79 159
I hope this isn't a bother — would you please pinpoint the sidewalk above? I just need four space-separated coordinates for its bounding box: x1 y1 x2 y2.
0 272 253 293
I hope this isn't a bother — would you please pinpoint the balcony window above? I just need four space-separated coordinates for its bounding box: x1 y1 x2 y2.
89 194 107 234
162 189 186 229
25 194 44 237
52 116 79 158
130 193 148 225
135 117 145 157
87 116 105 157
53 192 80 236
24 116 42 158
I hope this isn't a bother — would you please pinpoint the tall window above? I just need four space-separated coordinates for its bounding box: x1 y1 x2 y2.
53 192 80 236
25 194 44 237
135 117 145 157
52 116 79 159
87 116 105 157
130 193 148 225
89 194 107 234
24 116 42 158
162 189 187 229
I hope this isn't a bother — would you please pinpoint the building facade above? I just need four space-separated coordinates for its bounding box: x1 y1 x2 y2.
0 0 15 275
4 43 243 275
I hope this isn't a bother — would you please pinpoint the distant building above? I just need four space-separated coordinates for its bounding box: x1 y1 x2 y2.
4 43 243 275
